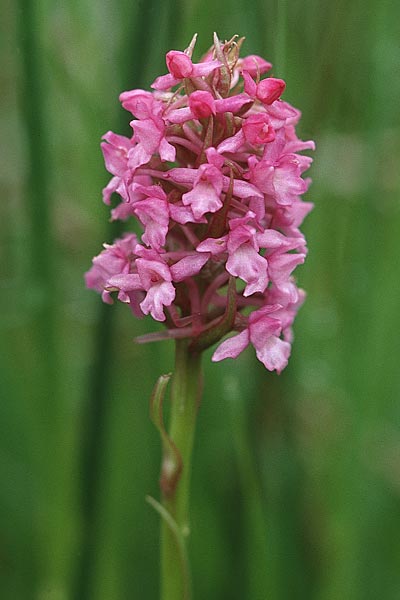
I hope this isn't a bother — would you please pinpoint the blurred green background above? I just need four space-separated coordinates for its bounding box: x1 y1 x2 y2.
2 0 400 598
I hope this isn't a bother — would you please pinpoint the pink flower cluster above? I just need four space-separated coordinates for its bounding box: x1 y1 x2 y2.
85 34 314 373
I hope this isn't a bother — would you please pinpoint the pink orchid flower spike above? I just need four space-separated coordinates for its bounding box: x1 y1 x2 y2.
86 34 315 373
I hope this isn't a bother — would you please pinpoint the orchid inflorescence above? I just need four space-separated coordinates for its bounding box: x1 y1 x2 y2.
85 34 315 373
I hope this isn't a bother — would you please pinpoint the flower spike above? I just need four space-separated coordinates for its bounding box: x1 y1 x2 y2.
85 34 314 372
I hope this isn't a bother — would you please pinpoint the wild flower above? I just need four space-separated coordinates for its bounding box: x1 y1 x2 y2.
85 34 314 373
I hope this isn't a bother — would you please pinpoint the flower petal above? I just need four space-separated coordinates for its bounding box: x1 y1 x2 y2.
170 253 210 282
254 335 291 373
212 330 250 362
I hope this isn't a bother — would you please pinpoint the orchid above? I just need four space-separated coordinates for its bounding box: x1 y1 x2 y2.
85 33 314 600
86 33 314 373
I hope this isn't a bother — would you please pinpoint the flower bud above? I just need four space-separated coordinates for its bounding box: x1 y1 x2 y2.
256 78 286 105
189 91 216 119
166 50 193 78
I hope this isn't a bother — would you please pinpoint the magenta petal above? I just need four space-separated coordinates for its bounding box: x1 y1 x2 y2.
196 236 227 255
170 253 210 282
243 114 275 145
159 137 176 162
182 182 222 219
212 330 250 362
119 90 155 118
102 176 120 205
151 73 180 90
106 273 142 292
166 168 197 185
226 245 269 296
136 258 172 289
166 107 193 124
111 201 136 221
241 55 272 76
127 144 152 171
215 94 252 114
254 336 291 373
101 134 130 177
140 281 175 321
134 197 169 249
131 119 162 154
268 253 305 285
192 59 221 77
166 51 193 78
256 230 305 252
242 70 257 97
205 148 224 169
256 78 286 105
230 179 263 199
189 91 216 119
169 203 199 224
249 313 281 347
217 131 245 154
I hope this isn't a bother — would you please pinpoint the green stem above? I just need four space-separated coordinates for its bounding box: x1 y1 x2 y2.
161 340 202 600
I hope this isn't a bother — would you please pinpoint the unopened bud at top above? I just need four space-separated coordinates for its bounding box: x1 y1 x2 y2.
256 78 286 105
166 50 193 78
189 91 216 119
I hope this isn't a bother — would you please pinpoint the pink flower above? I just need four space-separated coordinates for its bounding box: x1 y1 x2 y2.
170 253 210 282
189 91 216 118
128 184 169 249
167 92 251 125
106 250 176 322
247 154 310 206
86 34 315 372
85 234 138 304
119 89 157 119
136 258 175 321
110 175 152 221
152 50 221 91
101 132 133 204
128 113 176 171
217 113 276 154
225 213 269 296
243 114 275 145
167 51 194 78
181 164 223 220
243 71 286 105
212 305 291 373
240 55 272 76
197 212 271 297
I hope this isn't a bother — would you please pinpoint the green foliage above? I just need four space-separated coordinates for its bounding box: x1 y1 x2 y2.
1 0 399 598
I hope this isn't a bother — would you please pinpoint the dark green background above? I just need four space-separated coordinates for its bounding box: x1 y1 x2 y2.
2 0 400 598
